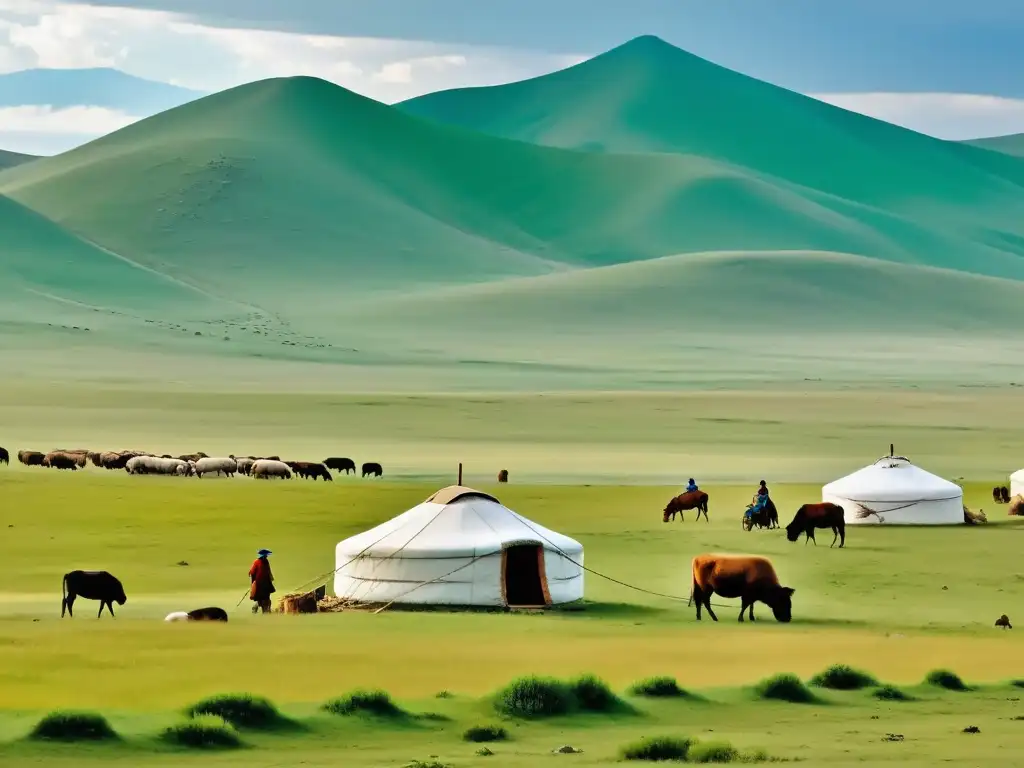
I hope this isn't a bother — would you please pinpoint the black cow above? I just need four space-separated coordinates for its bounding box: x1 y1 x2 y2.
188 606 228 622
0 446 8 465
324 457 356 474
362 462 383 478
61 570 127 618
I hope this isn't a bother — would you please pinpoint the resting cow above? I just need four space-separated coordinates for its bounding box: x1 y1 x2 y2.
690 553 794 623
323 457 356 474
165 606 229 622
362 462 383 478
785 503 846 548
663 490 710 523
62 570 127 618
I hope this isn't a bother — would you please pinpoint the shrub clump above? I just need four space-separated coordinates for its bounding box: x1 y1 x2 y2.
28 711 118 742
186 693 283 730
493 676 576 718
569 673 627 712
809 664 879 691
753 673 817 703
925 669 969 691
161 716 242 749
323 689 405 717
689 740 740 763
629 676 689 698
621 735 695 761
463 725 508 743
1011 679 1024 689
873 684 912 702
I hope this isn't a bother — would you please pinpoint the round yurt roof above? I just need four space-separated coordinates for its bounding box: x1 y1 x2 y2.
1011 469 1024 482
337 485 583 559
822 456 962 503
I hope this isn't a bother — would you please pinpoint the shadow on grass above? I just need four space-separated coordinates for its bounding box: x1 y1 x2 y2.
788 617 869 628
551 602 672 620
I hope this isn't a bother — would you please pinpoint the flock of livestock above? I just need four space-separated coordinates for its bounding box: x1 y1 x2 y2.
0 447 384 481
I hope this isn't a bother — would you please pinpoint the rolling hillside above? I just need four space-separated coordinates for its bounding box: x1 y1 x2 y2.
966 133 1024 157
0 149 35 170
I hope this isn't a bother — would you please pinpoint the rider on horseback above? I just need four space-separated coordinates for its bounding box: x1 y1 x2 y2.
745 481 770 520
686 478 698 493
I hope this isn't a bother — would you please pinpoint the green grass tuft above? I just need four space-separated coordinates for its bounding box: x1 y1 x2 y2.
493 676 576 718
620 735 695 761
569 673 628 712
689 740 740 763
629 675 689 698
872 684 913 701
809 664 879 690
463 725 508 743
323 689 405 717
925 669 970 691
753 673 817 703
28 711 118 742
161 716 242 749
186 693 285 730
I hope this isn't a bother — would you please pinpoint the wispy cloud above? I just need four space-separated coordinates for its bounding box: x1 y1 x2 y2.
811 92 1024 140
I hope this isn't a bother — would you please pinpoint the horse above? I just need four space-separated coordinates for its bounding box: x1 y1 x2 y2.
743 497 779 530
663 490 710 523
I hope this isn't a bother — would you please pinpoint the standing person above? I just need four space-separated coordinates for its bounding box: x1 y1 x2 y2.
249 548 275 614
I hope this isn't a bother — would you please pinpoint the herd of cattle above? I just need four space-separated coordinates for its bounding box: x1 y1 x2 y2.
0 446 384 481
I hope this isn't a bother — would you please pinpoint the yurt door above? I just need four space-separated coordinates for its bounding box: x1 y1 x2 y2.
502 544 550 607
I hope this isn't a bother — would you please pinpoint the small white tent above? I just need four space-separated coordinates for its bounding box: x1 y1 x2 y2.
822 455 963 525
333 486 584 607
1011 469 1024 499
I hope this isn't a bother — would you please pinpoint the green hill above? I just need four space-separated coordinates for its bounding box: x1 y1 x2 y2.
0 149 36 170
966 133 1024 157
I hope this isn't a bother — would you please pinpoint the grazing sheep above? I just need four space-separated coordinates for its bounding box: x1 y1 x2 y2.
193 457 237 478
87 451 103 467
51 450 87 468
18 450 45 466
126 455 189 476
288 461 332 481
252 459 292 480
42 452 79 470
0 446 8 465
233 456 255 476
361 462 383 478
498 469 508 483
996 614 1013 629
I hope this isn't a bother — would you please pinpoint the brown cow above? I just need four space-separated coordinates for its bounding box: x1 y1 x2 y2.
690 553 794 623
498 469 509 483
18 450 44 466
785 503 846 548
1008 495 1024 517
1001 486 1012 504
663 490 709 523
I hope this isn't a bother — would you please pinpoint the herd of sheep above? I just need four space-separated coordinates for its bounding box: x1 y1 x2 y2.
0 447 383 481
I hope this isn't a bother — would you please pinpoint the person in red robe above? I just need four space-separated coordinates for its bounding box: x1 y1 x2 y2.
249 549 275 613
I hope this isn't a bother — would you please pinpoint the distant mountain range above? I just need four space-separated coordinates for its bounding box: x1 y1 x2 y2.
2 36 1023 387
0 68 205 112
0 149 35 169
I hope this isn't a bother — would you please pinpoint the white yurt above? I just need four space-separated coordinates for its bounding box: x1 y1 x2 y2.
822 453 963 525
1011 469 1024 499
333 486 584 607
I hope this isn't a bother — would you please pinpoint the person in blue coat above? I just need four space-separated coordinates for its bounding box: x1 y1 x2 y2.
685 478 699 493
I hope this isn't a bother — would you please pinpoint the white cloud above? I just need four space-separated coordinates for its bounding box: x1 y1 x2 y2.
0 103 138 132
811 92 1024 140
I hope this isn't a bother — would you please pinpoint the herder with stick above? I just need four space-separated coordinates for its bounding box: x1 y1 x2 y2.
249 548 275 613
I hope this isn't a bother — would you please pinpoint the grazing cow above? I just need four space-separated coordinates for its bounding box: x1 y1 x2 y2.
743 498 779 531
1008 495 1024 517
1001 486 1012 504
252 459 292 479
498 469 509 483
301 463 333 481
323 457 356 474
662 490 710 523
995 614 1012 629
0 446 8 465
690 553 794 623
18 450 45 466
61 570 127 618
362 462 383 478
42 452 79 470
785 503 846 548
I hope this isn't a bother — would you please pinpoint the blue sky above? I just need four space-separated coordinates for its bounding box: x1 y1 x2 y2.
2 0 1024 154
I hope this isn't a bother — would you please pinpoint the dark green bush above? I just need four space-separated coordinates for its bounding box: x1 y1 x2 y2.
629 676 689 698
463 724 508 743
689 740 740 763
873 684 913 701
161 716 241 749
28 711 118 742
925 669 969 691
620 735 694 761
809 664 879 690
186 693 283 729
323 689 405 717
569 673 627 712
753 673 817 703
493 676 576 718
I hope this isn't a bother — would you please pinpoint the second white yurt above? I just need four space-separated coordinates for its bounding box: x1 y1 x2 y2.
822 454 963 525
1010 469 1024 499
333 486 584 607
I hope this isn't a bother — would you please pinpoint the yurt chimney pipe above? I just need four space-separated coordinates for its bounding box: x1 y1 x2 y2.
458 462 463 485
890 443 894 457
